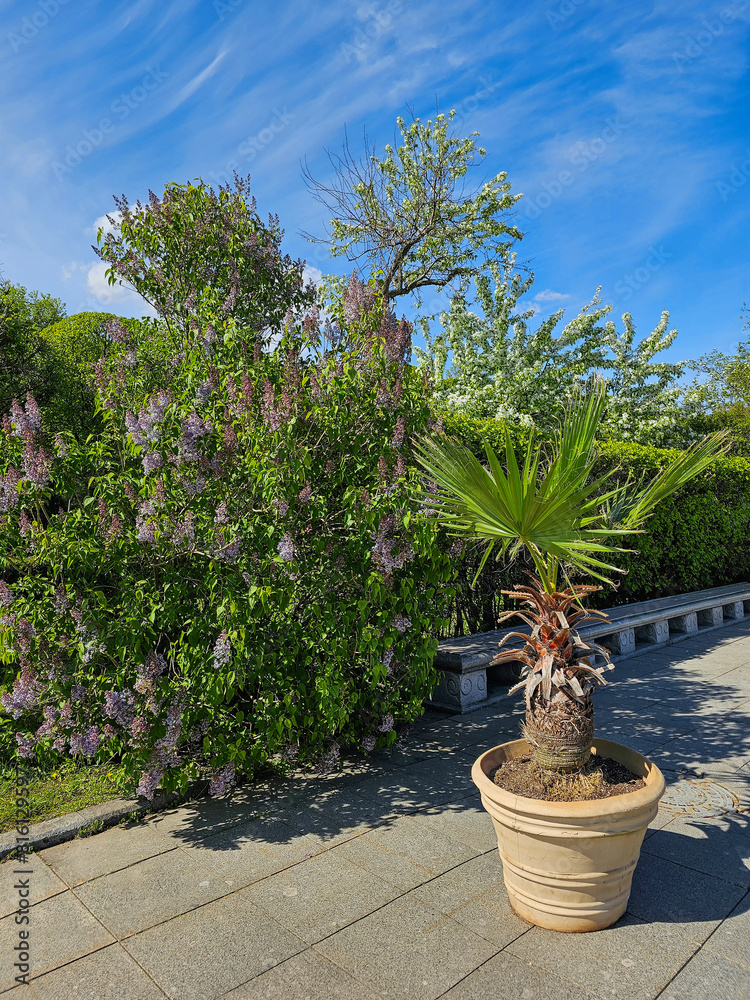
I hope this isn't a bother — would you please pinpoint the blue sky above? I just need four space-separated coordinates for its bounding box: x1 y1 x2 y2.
1 0 749 364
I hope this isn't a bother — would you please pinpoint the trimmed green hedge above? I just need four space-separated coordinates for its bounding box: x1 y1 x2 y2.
594 441 750 606
442 414 750 632
39 312 142 439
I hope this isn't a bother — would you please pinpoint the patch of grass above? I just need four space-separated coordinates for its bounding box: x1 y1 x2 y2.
0 763 125 834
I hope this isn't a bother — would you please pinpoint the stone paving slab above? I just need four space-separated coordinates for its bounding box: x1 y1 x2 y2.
626 850 747 931
441 951 600 1000
74 847 232 939
221 949 385 1000
122 894 305 1000
5 624 750 998
351 753 485 812
40 823 175 887
26 943 167 999
315 894 499 1000
658 949 750 1000
0 890 114 992
240 848 403 944
0 854 67 920
684 892 750 972
408 852 530 948
177 813 325 889
339 812 479 878
641 814 750 887
506 914 715 1000
406 794 498 853
331 831 436 891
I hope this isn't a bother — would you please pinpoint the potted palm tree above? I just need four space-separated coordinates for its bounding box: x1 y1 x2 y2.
415 381 727 932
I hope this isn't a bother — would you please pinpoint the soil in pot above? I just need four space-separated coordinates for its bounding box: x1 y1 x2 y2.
492 753 645 802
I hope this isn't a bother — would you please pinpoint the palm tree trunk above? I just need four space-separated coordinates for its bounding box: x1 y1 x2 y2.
524 691 593 772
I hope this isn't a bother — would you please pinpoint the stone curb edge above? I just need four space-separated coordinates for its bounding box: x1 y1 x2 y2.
0 781 208 862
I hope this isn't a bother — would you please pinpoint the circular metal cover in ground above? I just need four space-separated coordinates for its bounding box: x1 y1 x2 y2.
659 770 739 819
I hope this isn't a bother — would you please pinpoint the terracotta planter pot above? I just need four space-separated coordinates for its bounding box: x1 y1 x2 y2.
472 737 665 933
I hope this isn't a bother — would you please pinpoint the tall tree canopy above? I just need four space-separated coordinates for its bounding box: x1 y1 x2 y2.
304 111 523 303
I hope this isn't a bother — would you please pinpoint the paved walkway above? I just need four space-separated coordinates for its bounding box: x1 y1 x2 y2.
2 623 750 1000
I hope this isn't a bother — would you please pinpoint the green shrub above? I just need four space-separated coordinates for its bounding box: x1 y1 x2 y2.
593 440 750 605
0 281 65 417
0 178 454 798
39 312 143 440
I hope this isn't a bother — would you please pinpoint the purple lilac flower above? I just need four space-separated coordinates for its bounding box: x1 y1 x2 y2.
82 725 101 756
125 391 171 447
214 501 229 525
171 512 195 545
105 317 130 343
15 617 36 651
212 534 241 563
59 700 73 728
0 581 13 607
393 614 412 633
261 380 282 432
0 467 22 512
377 714 395 733
213 630 231 669
209 762 236 797
36 718 54 739
136 769 164 800
195 379 213 405
135 651 167 694
142 451 164 475
1 667 42 718
18 510 32 537
342 273 376 325
9 395 42 439
136 515 156 545
71 684 86 702
391 415 407 449
130 717 151 740
370 514 414 576
16 733 36 759
54 433 69 458
272 498 290 517
298 483 312 504
183 475 206 497
149 696 184 768
178 412 212 463
316 742 341 773
382 648 394 674
281 743 300 763
103 688 136 728
82 635 105 665
362 735 377 752
21 441 51 487
277 532 295 562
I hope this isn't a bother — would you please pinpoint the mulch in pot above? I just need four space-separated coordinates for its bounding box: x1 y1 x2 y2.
491 753 645 802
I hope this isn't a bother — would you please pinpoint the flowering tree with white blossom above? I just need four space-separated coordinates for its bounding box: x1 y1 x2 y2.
416 252 686 446
0 177 454 797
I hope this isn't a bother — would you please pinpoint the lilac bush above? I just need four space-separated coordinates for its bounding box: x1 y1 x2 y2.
0 177 454 796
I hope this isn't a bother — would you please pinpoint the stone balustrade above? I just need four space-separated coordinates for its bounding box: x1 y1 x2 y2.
429 582 750 713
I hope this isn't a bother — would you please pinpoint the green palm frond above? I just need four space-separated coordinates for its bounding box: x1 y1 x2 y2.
416 381 728 592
